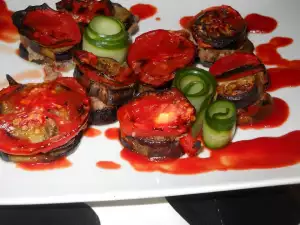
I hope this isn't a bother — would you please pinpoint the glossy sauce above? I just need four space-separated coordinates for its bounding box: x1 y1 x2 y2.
96 161 121 169
16 158 72 171
245 13 277 33
0 0 19 43
179 16 194 29
155 17 161 21
267 68 300 91
130 4 157 20
104 128 119 140
121 130 300 174
256 37 300 68
84 128 101 137
239 97 289 130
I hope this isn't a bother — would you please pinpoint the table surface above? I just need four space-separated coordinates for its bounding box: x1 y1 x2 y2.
89 198 188 225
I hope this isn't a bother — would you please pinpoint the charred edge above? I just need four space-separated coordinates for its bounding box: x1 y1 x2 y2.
0 132 83 163
6 75 19 86
137 80 173 94
120 133 184 161
12 4 52 37
215 64 266 78
88 97 117 125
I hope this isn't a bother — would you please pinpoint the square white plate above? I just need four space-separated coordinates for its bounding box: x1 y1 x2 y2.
0 0 300 205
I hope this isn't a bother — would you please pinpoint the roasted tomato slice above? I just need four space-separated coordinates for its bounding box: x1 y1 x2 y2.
127 29 196 87
118 88 196 137
0 77 90 155
56 0 114 24
209 52 267 82
12 4 81 48
190 5 247 49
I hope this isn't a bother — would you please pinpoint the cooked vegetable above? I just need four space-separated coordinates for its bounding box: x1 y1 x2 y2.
73 50 137 125
82 15 129 63
127 29 196 89
12 4 82 79
190 5 247 49
118 88 196 160
203 100 236 149
209 52 271 125
0 76 90 163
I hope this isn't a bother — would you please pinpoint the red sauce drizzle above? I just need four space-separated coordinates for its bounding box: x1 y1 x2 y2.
0 0 19 43
84 127 101 137
239 97 289 130
179 16 194 29
155 17 161 21
121 130 300 174
245 13 277 33
256 37 300 68
96 161 121 170
16 158 72 171
105 128 119 140
255 37 300 91
130 4 157 20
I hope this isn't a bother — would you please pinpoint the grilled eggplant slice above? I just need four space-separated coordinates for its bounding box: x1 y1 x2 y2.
74 50 137 106
118 88 196 160
89 97 117 125
210 53 272 125
12 4 81 80
188 5 253 66
0 75 90 163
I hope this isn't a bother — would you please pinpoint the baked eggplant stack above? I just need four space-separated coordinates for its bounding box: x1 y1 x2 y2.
12 4 82 81
118 88 198 161
127 29 196 93
56 0 139 34
209 52 273 125
0 76 90 163
188 5 254 67
73 50 138 125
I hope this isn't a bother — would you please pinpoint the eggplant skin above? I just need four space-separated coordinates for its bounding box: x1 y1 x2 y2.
0 132 83 163
88 97 117 125
120 131 184 161
198 38 254 67
74 66 137 106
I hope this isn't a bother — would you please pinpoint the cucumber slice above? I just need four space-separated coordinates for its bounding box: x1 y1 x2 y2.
89 16 122 35
82 35 128 63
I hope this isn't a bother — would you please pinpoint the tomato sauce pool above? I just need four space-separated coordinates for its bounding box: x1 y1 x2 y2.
104 128 119 140
121 130 300 174
245 13 278 33
130 4 157 20
0 0 19 43
179 16 194 29
239 97 289 130
84 128 102 137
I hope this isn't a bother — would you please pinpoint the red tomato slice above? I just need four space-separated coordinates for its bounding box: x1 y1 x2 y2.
117 88 195 137
13 4 81 48
209 52 265 82
127 29 196 87
0 77 90 155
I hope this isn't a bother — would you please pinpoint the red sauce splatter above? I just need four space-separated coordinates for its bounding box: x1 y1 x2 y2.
245 13 277 33
155 17 161 21
130 4 157 20
84 127 101 137
105 128 119 140
96 161 121 169
121 130 300 174
239 97 289 130
256 37 300 68
0 0 19 43
179 16 194 29
16 158 72 171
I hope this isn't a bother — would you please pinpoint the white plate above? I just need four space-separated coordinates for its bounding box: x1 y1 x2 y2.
0 0 300 205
